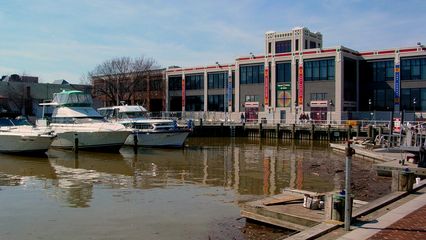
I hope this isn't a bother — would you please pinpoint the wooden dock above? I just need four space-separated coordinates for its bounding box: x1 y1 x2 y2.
374 160 426 177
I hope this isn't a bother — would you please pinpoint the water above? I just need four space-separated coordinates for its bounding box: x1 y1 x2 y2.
0 138 391 240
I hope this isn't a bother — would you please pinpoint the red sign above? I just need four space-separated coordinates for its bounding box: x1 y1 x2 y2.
298 64 304 106
181 78 185 111
264 67 269 107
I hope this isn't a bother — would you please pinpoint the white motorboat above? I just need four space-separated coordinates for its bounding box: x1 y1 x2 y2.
98 105 191 147
0 118 56 154
40 90 131 152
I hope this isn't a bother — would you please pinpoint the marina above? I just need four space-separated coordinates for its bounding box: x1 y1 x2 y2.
0 138 392 240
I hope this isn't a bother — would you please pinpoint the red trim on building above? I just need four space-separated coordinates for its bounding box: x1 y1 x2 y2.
303 51 317 55
400 48 418 53
275 53 292 57
237 57 251 61
378 50 395 55
321 49 337 53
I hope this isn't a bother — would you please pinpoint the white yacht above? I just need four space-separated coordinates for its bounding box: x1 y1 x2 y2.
0 118 56 154
98 105 191 147
40 90 131 152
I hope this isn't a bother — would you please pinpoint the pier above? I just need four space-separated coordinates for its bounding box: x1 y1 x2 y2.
189 121 388 141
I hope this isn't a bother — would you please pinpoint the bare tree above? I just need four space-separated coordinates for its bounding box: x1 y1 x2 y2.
89 56 158 105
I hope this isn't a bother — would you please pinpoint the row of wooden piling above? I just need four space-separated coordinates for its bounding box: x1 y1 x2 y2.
191 123 383 142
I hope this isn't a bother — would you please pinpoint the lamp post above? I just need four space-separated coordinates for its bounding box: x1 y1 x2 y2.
294 100 298 124
413 97 417 121
329 100 334 124
368 98 372 121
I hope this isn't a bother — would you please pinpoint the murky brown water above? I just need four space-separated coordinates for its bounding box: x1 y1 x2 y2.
0 138 391 240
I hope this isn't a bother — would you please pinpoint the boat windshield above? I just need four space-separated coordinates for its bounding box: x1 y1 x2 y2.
53 91 93 107
0 118 32 127
52 117 106 124
118 111 148 119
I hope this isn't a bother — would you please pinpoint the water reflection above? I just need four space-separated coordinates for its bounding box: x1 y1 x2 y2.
0 138 388 208
0 154 56 186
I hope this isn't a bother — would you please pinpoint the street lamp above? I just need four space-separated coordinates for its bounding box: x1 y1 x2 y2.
368 98 372 121
294 100 298 124
413 97 417 121
329 100 334 124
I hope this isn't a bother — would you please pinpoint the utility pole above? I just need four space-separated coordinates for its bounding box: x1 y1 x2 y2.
345 141 355 231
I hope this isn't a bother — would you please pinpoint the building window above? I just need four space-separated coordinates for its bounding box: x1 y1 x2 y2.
185 96 204 111
304 59 335 81
185 74 204 90
150 80 162 91
168 76 182 90
310 93 327 101
208 95 224 111
208 72 227 89
401 58 426 80
295 39 299 51
276 62 291 82
268 42 271 54
305 40 307 49
275 40 291 53
310 41 316 49
399 88 425 111
366 60 394 82
245 95 260 102
239 64 264 84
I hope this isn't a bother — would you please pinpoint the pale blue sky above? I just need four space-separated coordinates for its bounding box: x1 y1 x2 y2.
0 0 425 83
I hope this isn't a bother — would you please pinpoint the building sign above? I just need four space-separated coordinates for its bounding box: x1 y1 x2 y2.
394 63 400 106
227 71 232 111
298 64 304 106
276 83 291 91
181 77 185 111
277 83 291 107
264 67 269 107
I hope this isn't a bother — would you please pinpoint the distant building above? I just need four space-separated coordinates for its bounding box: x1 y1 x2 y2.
166 27 426 122
0 74 91 118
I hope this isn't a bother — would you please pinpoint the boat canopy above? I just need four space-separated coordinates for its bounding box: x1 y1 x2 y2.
52 90 93 107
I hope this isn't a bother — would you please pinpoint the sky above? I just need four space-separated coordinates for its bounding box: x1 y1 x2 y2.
0 0 425 83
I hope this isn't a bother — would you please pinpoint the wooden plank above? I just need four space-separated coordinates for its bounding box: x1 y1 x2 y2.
240 210 309 232
262 196 304 206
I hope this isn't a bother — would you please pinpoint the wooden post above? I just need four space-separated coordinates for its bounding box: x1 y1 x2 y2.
310 124 315 140
292 124 296 139
347 125 352 140
259 123 263 138
327 124 331 141
73 133 79 154
133 133 138 154
276 123 280 138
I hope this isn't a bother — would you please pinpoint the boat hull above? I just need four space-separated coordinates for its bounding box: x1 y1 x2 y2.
0 134 54 154
125 130 190 147
51 130 130 152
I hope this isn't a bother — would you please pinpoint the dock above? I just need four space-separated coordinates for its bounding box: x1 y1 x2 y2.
241 188 366 232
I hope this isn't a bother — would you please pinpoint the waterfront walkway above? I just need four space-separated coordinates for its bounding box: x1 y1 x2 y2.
337 189 426 240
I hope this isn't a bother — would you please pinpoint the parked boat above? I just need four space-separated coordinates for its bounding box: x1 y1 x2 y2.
98 105 191 147
0 118 56 154
40 90 131 152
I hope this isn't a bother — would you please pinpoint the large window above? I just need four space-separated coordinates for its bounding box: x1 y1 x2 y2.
185 96 204 111
366 60 394 82
208 72 227 89
168 76 182 90
208 95 224 111
275 40 291 53
150 80 162 91
245 95 260 102
400 88 426 111
373 89 394 110
240 64 264 84
304 59 335 81
276 62 291 82
401 58 426 80
185 74 204 90
310 93 328 101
